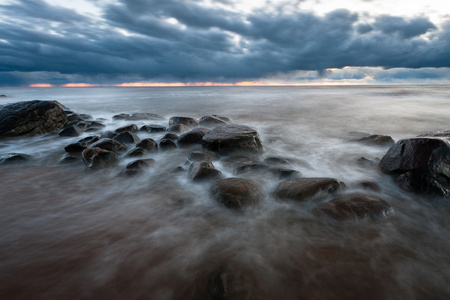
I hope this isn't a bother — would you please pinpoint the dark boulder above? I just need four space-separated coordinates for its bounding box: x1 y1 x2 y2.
100 131 117 139
115 124 138 133
112 113 129 120
168 124 190 133
199 115 230 127
126 147 148 158
188 161 223 182
353 135 395 147
317 193 395 221
268 168 301 179
82 147 119 169
126 113 165 121
169 116 199 128
64 136 100 153
159 139 177 150
0 153 31 165
59 125 83 137
178 127 210 146
126 158 155 170
202 125 263 155
90 138 127 152
113 131 140 144
82 121 105 132
379 137 450 197
210 177 265 208
161 133 179 140
188 151 218 162
140 124 166 133
221 155 259 168
234 162 269 175
136 138 158 151
263 156 294 166
274 178 346 202
0 100 68 138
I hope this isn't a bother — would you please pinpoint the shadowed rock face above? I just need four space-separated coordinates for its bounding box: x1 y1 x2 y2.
202 125 263 155
188 161 223 182
178 128 210 146
0 100 68 138
379 137 450 197
274 178 346 202
317 193 395 221
210 177 265 209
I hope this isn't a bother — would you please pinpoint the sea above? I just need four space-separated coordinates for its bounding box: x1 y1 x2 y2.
0 85 449 299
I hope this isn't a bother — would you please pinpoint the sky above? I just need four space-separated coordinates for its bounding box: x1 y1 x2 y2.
1 0 450 86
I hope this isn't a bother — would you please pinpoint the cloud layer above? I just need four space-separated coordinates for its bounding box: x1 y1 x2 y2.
0 0 449 86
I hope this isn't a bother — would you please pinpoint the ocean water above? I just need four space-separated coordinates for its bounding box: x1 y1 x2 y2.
0 85 449 299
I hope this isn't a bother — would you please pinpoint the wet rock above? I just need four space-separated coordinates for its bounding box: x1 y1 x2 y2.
0 153 31 165
274 178 346 202
178 127 210 146
161 133 179 140
169 116 199 128
59 125 83 137
357 180 382 192
112 113 129 120
140 124 166 133
199 115 230 127
90 138 127 152
173 166 185 173
357 157 379 168
83 121 105 132
59 153 79 164
100 131 117 139
221 155 259 168
168 124 190 133
268 168 301 179
206 268 233 300
126 158 155 170
202 125 263 155
317 193 395 221
263 156 294 166
210 177 265 208
188 151 219 162
379 137 450 197
188 161 223 182
126 113 165 121
78 113 93 121
64 136 100 153
234 162 269 175
353 135 395 147
0 100 68 138
159 139 177 150
126 147 148 158
136 138 158 151
115 124 138 133
113 131 140 144
82 147 119 169
0 94 6 97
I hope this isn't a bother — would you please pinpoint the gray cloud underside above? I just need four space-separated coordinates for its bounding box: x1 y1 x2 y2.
0 0 449 85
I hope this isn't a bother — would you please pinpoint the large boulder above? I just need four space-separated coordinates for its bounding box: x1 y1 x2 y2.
379 137 450 197
210 177 265 208
317 193 395 221
0 100 68 138
274 178 346 202
202 125 263 155
82 147 119 169
169 116 199 128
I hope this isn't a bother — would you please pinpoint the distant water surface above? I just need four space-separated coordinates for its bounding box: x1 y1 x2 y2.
0 86 449 299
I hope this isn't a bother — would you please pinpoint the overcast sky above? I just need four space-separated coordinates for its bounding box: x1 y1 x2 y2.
1 0 450 86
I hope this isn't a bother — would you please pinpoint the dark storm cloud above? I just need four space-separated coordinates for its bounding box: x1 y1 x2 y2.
0 0 449 86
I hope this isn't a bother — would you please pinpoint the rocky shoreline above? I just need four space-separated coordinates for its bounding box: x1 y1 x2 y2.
1 100 449 220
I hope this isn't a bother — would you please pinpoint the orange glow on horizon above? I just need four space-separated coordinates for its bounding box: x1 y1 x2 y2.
61 83 101 87
29 83 54 87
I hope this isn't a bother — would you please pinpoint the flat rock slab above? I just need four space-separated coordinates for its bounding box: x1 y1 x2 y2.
317 193 395 221
274 178 346 202
210 177 265 209
0 100 68 138
202 125 263 155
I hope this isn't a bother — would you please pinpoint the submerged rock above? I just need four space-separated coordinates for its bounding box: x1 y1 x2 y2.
59 125 83 137
317 193 395 221
82 147 119 169
159 139 177 150
202 125 263 155
113 131 140 144
126 113 165 121
210 177 265 208
59 153 79 164
168 124 190 133
0 153 31 165
199 115 230 127
274 178 346 202
169 116 199 128
136 138 158 151
64 136 100 153
188 161 223 182
126 158 155 170
353 135 395 147
0 100 68 138
379 137 450 197
115 124 138 133
126 147 148 158
188 151 219 162
140 124 166 133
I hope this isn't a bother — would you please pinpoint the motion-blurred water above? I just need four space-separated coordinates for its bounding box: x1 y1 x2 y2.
0 86 449 299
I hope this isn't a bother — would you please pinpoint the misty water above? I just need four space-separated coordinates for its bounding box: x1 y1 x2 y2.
0 85 449 299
